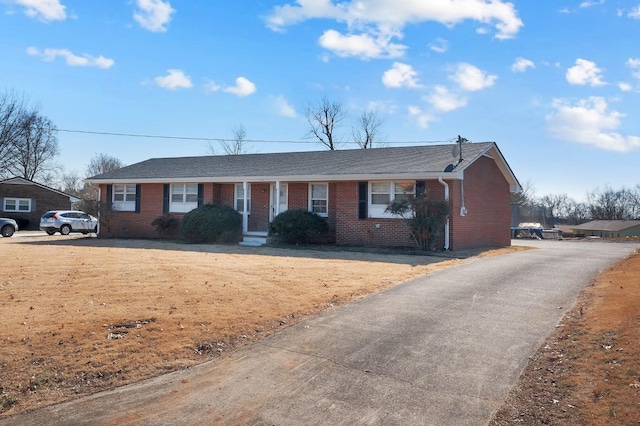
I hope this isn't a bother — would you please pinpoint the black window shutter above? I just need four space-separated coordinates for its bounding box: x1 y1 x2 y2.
31 199 36 212
135 184 141 213
358 182 367 220
106 185 112 205
163 184 170 214
416 181 426 197
197 184 204 207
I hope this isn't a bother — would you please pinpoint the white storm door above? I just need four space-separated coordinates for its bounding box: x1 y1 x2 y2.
270 183 288 221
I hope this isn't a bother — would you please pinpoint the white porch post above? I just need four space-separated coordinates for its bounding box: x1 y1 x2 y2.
242 181 248 233
275 181 281 217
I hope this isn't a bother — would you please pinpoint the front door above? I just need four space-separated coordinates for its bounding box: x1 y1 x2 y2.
270 183 288 221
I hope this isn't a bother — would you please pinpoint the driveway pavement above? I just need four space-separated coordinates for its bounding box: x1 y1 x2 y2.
2 240 638 426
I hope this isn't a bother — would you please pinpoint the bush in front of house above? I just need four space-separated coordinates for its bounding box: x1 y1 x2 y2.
269 209 329 244
181 204 242 243
151 214 180 238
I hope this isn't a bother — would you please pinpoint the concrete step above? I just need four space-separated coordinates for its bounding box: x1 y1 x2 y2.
239 235 272 247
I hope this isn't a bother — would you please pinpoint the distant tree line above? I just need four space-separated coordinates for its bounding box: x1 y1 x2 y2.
513 182 640 226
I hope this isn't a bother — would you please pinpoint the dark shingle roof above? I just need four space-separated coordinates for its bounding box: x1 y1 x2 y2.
571 220 640 232
87 142 504 182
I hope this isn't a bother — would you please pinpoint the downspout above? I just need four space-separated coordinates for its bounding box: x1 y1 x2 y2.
438 176 450 250
242 181 248 234
97 185 101 236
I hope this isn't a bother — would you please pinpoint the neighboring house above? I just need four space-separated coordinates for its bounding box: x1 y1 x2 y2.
85 142 521 250
0 177 80 230
571 220 640 238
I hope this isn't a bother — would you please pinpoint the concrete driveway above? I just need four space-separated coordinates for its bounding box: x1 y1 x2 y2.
2 240 637 426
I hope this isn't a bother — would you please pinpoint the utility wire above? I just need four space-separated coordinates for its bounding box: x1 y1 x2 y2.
56 128 455 145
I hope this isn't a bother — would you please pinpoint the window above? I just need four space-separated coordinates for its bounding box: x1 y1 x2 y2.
309 183 328 217
369 181 415 218
170 184 198 213
3 198 31 212
112 184 137 211
235 184 251 213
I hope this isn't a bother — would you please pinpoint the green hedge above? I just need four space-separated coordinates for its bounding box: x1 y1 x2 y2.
181 204 242 243
269 209 329 244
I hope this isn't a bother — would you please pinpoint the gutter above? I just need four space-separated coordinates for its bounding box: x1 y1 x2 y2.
438 176 450 250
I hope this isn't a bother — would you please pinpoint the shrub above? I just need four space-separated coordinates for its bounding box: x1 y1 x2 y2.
386 194 450 251
181 204 242 243
151 214 180 238
269 209 329 244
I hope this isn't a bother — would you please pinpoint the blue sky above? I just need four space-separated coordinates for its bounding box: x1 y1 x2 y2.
1 0 639 200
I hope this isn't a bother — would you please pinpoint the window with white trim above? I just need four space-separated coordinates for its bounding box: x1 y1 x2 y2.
369 181 415 218
112 184 137 211
235 184 251 213
3 198 31 212
170 184 198 213
309 183 328 217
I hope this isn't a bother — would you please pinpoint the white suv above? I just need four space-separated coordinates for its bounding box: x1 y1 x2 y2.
40 211 98 235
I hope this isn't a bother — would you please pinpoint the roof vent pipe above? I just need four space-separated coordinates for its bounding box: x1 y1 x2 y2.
438 176 450 251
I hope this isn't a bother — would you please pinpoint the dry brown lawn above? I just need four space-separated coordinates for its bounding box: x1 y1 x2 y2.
0 234 522 417
3 235 638 424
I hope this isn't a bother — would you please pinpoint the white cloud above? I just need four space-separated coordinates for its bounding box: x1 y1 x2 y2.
26 47 114 68
134 0 175 32
382 62 420 89
318 29 405 59
619 82 633 92
628 58 640 79
627 6 640 19
425 86 467 112
546 97 640 152
266 0 524 54
223 77 257 97
10 0 66 21
579 0 604 8
429 37 448 54
154 69 192 90
566 58 606 86
450 63 497 91
272 95 297 118
204 79 221 93
408 105 438 129
512 57 535 73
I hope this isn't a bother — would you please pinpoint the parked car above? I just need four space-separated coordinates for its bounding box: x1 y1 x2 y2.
0 218 18 237
40 211 98 235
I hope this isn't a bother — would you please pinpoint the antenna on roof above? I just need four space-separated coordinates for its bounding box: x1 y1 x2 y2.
454 135 468 165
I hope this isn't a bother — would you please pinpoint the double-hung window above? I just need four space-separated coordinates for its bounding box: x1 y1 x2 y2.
235 184 251 213
369 181 415 218
3 198 31 212
112 184 137 211
170 184 198 213
309 183 328 217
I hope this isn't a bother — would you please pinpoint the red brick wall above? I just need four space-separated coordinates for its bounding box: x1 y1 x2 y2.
98 163 512 250
0 183 73 230
449 156 512 250
334 181 414 247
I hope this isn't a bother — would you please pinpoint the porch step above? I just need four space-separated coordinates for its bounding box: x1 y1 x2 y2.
239 233 272 247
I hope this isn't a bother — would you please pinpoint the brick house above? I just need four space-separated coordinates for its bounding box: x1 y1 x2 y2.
85 142 520 250
0 177 80 230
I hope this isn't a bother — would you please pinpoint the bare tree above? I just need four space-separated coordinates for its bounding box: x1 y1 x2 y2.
59 170 84 197
86 153 124 177
587 186 630 220
352 110 384 149
6 112 59 181
305 95 347 150
0 90 26 171
206 124 251 155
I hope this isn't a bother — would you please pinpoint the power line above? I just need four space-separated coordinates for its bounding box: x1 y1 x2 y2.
56 128 454 145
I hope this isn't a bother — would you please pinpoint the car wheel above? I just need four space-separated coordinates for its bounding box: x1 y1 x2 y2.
60 224 71 235
1 225 14 237
46 230 56 235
